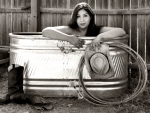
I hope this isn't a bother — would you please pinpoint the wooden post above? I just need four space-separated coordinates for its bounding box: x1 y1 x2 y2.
30 0 40 32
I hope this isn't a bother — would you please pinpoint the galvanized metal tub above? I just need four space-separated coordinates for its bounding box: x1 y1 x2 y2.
9 33 128 98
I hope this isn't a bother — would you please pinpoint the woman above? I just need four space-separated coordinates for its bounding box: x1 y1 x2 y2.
42 2 125 48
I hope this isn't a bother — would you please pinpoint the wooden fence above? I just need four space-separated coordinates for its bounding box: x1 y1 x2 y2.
0 0 150 70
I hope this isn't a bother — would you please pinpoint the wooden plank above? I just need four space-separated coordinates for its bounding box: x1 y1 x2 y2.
30 0 40 32
25 0 30 6
62 14 70 26
77 0 88 4
27 13 30 31
88 0 95 9
16 0 22 7
131 0 138 53
16 13 22 32
146 0 150 63
0 0 6 8
61 0 70 26
5 0 11 7
1 7 150 14
20 0 31 32
21 0 30 32
57 0 65 26
138 15 146 59
123 0 131 63
40 0 51 8
96 0 108 26
66 0 70 9
95 0 103 26
41 13 48 30
0 8 31 13
40 0 47 8
5 13 12 45
40 8 150 14
108 0 123 27
70 0 77 9
11 0 30 33
0 0 6 45
40 0 52 30
138 0 146 60
11 0 17 8
5 0 12 45
2 13 6 45
12 13 15 32
11 0 24 34
123 0 130 35
108 0 114 27
22 13 29 32
101 0 109 26
51 0 57 26
0 13 2 45
108 0 113 27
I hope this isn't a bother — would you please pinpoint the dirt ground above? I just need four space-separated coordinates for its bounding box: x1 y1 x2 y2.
0 63 150 113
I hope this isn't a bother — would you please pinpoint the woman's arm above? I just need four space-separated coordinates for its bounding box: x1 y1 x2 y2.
42 26 72 41
90 27 126 47
42 26 84 48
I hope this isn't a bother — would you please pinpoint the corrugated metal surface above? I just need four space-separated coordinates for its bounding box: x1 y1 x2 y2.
9 33 128 98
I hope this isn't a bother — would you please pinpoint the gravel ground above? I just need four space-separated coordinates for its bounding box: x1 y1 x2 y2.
0 63 150 113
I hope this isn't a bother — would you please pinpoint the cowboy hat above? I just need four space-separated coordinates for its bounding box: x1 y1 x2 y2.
84 44 115 80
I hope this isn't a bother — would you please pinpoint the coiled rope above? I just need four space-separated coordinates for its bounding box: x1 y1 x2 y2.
78 42 147 105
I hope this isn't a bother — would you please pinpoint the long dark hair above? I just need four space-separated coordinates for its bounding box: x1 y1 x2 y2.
68 2 103 36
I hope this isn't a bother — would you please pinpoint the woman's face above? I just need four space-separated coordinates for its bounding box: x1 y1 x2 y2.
76 9 91 30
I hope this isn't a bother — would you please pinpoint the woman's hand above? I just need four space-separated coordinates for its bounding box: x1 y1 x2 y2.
69 35 85 48
90 36 102 47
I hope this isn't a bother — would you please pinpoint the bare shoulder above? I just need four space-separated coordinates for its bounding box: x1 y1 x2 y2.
100 27 124 33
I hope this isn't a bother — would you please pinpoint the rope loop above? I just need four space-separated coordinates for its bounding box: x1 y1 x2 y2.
78 42 147 105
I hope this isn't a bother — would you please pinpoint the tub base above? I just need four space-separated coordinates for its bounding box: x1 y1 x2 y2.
23 78 128 98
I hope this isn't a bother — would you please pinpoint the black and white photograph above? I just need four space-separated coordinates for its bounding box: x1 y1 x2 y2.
0 0 150 113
